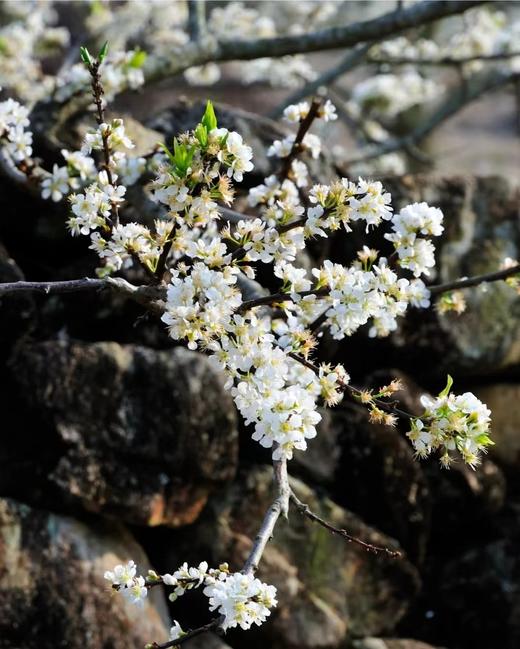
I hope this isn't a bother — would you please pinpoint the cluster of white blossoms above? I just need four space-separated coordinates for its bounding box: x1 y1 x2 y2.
54 49 146 102
0 96 33 164
369 9 520 80
161 264 241 351
408 377 493 468
384 202 445 278
104 560 277 632
0 2 69 101
348 70 439 121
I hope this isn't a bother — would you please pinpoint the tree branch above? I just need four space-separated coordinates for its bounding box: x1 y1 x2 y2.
0 277 166 314
242 457 289 575
269 44 372 119
290 491 401 558
343 68 519 164
429 264 520 294
368 50 520 67
151 619 221 649
144 1 483 86
187 0 207 42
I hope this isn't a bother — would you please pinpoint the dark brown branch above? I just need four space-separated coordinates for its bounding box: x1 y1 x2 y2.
145 1 483 85
0 277 165 315
287 352 414 421
278 98 322 182
151 619 221 649
290 491 401 558
369 50 520 67
0 278 106 296
237 288 328 313
429 264 520 294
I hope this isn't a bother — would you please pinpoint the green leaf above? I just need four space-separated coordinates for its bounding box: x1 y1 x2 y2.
79 46 92 67
439 374 454 399
98 41 109 63
159 142 176 165
128 49 147 68
194 123 208 148
201 100 217 132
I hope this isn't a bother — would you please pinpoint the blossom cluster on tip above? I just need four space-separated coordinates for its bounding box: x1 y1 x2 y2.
408 376 493 468
104 560 277 632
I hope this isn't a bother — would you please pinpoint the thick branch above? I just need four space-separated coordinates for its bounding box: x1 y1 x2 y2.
290 491 401 558
144 1 482 86
0 277 165 315
242 457 289 575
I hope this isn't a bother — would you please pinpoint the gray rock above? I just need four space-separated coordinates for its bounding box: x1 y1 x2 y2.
474 383 520 468
0 497 170 649
9 341 238 526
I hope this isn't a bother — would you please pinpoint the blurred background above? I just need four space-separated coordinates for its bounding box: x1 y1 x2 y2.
0 2 519 649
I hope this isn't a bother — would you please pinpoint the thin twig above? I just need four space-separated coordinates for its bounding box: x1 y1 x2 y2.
343 69 519 164
369 50 520 67
278 98 322 183
151 619 221 649
290 491 401 558
287 352 414 420
269 44 372 119
429 264 520 294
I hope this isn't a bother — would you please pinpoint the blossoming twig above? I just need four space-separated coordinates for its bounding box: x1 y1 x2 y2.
290 491 401 558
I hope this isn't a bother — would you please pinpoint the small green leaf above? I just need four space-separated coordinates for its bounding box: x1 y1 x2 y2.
201 100 217 132
98 41 109 63
79 46 92 67
439 374 453 399
194 123 208 148
128 49 147 68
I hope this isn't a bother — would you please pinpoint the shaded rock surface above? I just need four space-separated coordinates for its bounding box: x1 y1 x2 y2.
474 383 520 468
0 243 34 354
6 341 238 526
0 497 170 649
353 640 445 649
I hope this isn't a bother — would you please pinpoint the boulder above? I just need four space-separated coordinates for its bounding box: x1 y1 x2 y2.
0 497 170 649
7 341 238 526
473 383 520 469
352 640 445 649
330 403 431 563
